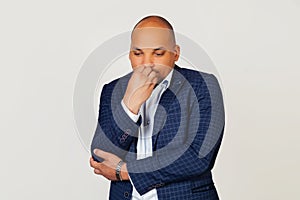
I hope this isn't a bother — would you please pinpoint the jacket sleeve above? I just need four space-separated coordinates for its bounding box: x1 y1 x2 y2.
126 74 225 195
91 83 141 162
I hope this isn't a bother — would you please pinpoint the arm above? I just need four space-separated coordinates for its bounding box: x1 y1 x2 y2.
90 82 141 162
91 66 159 165
91 66 160 161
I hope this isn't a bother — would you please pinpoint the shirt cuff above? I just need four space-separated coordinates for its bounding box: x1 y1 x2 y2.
121 100 140 122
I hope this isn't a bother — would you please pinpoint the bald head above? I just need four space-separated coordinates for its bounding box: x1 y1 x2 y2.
133 15 174 30
131 16 177 50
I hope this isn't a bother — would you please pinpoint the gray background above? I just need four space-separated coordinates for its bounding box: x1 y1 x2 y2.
1 0 299 199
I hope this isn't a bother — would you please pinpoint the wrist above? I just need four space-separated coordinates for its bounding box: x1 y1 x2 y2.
116 160 125 181
122 97 141 114
121 163 129 180
116 161 129 181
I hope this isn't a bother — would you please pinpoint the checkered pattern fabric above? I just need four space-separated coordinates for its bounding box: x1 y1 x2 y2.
91 65 225 200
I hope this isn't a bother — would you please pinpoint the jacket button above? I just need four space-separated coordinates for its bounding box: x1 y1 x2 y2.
124 191 129 198
125 129 132 135
120 138 125 143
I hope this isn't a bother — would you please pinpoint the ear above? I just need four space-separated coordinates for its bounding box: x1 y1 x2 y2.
128 43 134 61
174 45 180 61
129 49 134 62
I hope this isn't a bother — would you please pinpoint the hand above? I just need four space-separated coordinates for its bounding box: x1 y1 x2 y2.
90 149 129 181
123 66 160 114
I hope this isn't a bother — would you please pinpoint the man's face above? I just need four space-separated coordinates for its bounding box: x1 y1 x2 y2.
129 27 180 82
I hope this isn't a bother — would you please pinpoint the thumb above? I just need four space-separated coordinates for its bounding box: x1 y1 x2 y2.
93 149 109 159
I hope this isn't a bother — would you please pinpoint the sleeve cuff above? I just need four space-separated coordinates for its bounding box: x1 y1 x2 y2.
121 100 140 122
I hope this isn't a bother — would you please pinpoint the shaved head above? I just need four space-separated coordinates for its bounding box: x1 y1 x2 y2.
131 15 177 50
133 15 174 31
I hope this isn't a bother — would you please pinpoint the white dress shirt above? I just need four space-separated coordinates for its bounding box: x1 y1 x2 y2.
121 69 173 200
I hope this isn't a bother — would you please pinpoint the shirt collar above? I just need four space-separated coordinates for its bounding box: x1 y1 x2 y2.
160 69 174 89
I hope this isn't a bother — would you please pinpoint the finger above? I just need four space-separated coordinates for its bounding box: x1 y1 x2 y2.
134 65 145 73
142 66 153 76
148 70 159 80
90 157 102 168
90 159 99 168
93 149 111 160
146 71 159 85
151 77 159 86
94 168 102 175
142 81 155 90
90 157 96 166
89 157 94 167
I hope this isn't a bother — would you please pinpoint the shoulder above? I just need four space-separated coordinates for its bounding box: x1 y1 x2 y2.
101 72 132 94
174 65 219 91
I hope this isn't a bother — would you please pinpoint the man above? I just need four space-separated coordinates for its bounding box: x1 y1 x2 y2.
90 15 225 200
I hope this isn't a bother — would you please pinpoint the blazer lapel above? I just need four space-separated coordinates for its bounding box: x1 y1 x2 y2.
152 66 186 149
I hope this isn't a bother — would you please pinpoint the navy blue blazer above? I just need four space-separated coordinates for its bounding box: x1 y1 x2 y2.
91 65 225 200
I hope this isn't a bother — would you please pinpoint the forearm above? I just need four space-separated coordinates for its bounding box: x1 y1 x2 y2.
91 84 141 161
125 134 223 195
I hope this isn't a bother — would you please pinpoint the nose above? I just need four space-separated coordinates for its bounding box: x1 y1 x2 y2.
143 54 154 67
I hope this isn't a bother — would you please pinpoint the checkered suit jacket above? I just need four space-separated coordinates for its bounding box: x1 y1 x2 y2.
91 65 225 200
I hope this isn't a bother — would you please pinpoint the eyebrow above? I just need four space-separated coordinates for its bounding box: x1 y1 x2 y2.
132 47 166 51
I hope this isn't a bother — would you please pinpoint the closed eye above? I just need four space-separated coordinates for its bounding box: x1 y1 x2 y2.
154 50 165 57
133 51 143 56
